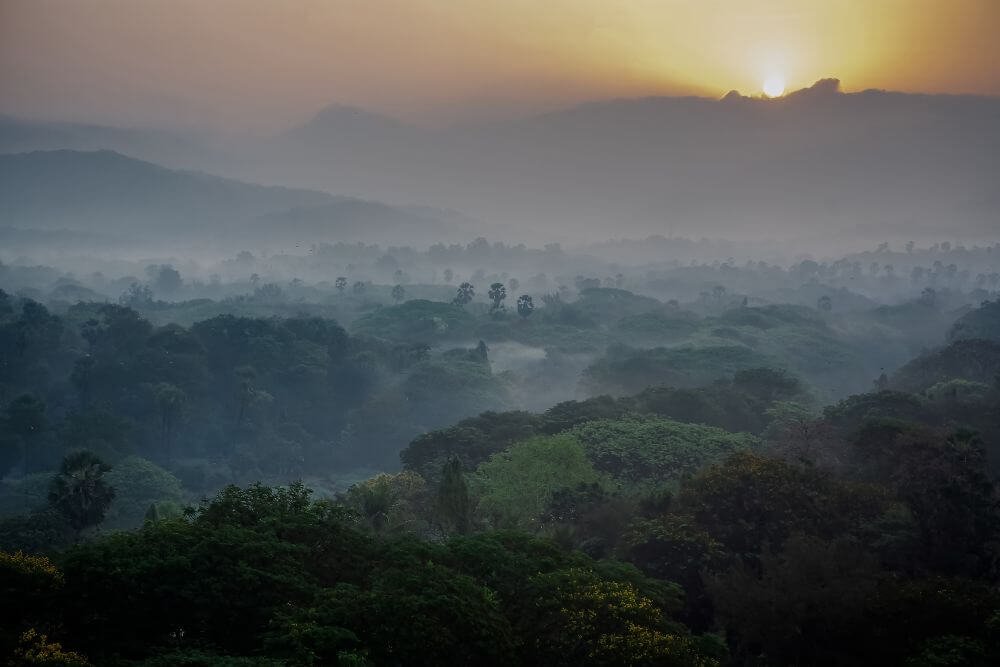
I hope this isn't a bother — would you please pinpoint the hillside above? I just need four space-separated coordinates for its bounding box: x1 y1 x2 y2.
0 150 459 244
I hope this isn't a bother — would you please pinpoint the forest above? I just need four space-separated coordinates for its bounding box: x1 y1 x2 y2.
5 1 1000 663
2 237 1000 666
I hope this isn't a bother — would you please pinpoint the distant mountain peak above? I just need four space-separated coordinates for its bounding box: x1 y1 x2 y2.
282 103 416 144
311 103 402 124
786 78 842 99
294 103 410 133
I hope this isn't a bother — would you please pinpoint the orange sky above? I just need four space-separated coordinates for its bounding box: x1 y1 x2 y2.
1 0 998 130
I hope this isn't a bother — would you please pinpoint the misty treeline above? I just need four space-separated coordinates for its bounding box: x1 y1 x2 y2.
2 236 1000 665
4 236 1000 307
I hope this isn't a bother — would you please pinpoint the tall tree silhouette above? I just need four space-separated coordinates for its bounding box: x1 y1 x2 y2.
48 450 115 539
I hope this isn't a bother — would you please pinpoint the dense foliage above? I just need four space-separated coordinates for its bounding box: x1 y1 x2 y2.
2 250 1000 665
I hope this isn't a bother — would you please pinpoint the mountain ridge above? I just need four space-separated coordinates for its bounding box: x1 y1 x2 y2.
3 80 998 244
0 149 461 245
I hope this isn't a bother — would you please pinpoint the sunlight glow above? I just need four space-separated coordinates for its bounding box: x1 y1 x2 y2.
763 75 786 97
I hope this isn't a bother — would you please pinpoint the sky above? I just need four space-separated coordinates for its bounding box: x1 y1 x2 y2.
2 0 999 131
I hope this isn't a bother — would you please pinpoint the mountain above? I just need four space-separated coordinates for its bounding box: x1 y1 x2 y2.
0 150 461 245
280 104 420 149
5 81 999 246
261 80 1000 244
0 115 219 169
249 104 431 202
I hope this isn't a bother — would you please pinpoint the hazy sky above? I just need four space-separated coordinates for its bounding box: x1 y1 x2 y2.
2 0 999 131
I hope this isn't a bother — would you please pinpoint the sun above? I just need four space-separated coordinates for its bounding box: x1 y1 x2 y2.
762 74 785 98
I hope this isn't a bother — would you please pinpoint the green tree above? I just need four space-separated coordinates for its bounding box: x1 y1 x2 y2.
677 451 884 560
47 451 115 539
102 456 184 530
856 426 1000 577
517 294 534 318
391 284 406 303
473 435 602 527
59 483 372 660
118 282 153 307
570 417 759 488
520 567 718 666
0 550 66 657
152 383 186 463
0 432 19 479
453 282 475 306
148 264 182 296
299 563 516 666
488 282 507 312
58 409 131 462
10 628 91 666
7 394 47 473
436 458 472 534
621 515 726 629
342 471 428 533
708 535 880 666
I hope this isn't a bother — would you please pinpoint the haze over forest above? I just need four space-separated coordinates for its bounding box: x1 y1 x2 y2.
2 2 1000 666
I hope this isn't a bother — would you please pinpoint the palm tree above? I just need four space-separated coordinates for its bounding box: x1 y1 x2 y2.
453 282 475 306
48 450 115 539
488 282 507 311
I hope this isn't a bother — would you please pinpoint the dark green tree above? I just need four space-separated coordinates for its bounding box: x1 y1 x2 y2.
118 282 154 307
436 458 472 534
147 264 182 295
6 394 46 473
152 383 186 463
453 282 475 306
488 282 507 312
516 294 534 318
48 450 115 538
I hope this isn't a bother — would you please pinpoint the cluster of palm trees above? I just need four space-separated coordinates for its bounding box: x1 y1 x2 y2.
452 282 535 319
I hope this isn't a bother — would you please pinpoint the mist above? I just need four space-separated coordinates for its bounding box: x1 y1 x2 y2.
3 3 1000 666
